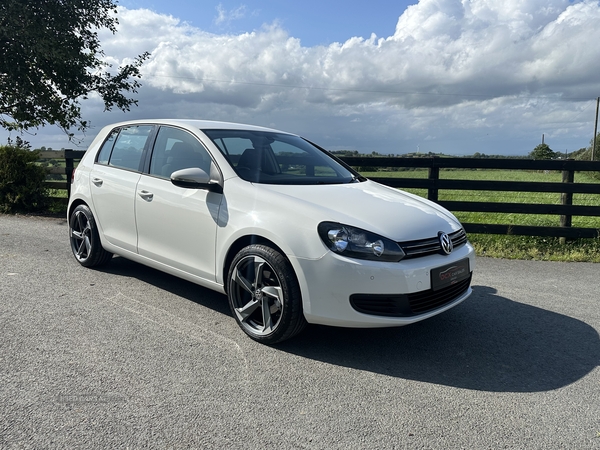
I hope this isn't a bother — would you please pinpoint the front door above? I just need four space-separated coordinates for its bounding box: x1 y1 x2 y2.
135 126 221 281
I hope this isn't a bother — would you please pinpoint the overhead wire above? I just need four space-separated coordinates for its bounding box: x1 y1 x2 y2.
143 73 597 102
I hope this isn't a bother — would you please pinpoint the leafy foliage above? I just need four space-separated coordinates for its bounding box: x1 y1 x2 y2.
568 147 589 159
0 144 48 213
528 143 556 160
0 0 149 136
571 133 600 162
575 133 600 180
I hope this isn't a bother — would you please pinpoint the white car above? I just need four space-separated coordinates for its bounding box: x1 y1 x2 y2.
68 119 475 343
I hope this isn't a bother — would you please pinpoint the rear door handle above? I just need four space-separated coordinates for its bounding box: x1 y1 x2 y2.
138 190 154 202
92 178 103 187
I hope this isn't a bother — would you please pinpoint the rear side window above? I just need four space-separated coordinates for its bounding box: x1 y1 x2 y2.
96 125 153 171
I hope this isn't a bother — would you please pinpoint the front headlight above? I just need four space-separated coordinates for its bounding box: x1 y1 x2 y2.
317 222 405 262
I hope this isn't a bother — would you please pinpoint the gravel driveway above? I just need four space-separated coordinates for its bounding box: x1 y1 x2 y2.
1 214 599 448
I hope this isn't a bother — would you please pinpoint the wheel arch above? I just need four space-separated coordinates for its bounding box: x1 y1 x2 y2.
222 235 289 294
67 198 88 219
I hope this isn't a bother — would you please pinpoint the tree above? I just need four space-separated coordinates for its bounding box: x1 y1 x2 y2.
569 147 590 160
0 0 149 137
567 134 600 162
570 134 600 180
590 133 600 161
528 143 555 160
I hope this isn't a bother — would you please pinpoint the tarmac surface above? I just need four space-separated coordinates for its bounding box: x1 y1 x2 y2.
1 214 599 448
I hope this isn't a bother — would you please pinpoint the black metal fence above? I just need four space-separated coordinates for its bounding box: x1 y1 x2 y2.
340 156 600 239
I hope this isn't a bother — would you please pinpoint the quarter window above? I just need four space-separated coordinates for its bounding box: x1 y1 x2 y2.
96 128 119 164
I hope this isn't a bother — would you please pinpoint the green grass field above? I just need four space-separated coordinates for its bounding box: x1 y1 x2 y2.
360 169 600 262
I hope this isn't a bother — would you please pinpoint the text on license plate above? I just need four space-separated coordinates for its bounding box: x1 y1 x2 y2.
431 258 470 291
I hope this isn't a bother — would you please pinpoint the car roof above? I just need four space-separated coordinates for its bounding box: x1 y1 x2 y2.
106 119 292 134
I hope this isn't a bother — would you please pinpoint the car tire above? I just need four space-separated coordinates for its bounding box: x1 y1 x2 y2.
69 204 113 267
227 244 307 344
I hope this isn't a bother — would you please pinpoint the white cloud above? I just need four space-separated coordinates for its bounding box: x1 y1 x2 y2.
5 0 600 155
214 3 248 26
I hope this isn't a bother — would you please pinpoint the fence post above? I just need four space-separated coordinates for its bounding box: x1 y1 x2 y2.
559 169 574 244
427 158 439 202
64 149 77 199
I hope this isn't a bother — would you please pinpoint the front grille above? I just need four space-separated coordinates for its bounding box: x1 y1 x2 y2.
350 274 471 317
400 228 468 259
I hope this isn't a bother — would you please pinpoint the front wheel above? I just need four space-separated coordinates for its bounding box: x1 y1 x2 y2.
227 244 307 344
69 204 112 267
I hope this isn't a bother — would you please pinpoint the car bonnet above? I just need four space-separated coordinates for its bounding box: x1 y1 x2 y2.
255 180 462 242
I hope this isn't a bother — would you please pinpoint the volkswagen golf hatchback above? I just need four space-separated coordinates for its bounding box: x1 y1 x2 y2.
68 119 475 343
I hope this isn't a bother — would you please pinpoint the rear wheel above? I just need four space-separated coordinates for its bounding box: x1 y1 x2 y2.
227 244 306 344
69 204 112 267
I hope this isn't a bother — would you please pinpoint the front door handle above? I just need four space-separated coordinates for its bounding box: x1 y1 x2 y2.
92 178 103 187
138 190 154 202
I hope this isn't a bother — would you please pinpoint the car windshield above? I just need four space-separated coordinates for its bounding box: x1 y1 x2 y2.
202 129 360 185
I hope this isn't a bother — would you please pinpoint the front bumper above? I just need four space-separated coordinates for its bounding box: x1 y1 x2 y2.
291 242 475 328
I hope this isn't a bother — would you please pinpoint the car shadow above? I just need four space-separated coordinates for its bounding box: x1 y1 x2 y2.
97 256 232 317
96 258 599 393
278 285 600 393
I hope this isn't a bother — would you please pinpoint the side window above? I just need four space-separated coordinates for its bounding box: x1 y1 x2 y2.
96 128 119 164
108 125 153 171
150 127 211 178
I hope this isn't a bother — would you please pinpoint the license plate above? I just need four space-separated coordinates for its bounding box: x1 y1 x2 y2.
431 258 470 291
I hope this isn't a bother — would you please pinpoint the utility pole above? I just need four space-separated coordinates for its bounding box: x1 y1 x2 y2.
593 97 599 161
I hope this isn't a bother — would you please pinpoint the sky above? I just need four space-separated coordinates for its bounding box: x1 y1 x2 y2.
4 0 600 156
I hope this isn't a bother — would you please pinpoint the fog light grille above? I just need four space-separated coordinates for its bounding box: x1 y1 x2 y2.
350 274 471 317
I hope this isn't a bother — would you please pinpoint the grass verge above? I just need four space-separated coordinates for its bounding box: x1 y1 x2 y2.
469 234 600 262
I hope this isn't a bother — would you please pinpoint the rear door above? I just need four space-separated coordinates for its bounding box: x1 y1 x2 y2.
89 125 154 253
